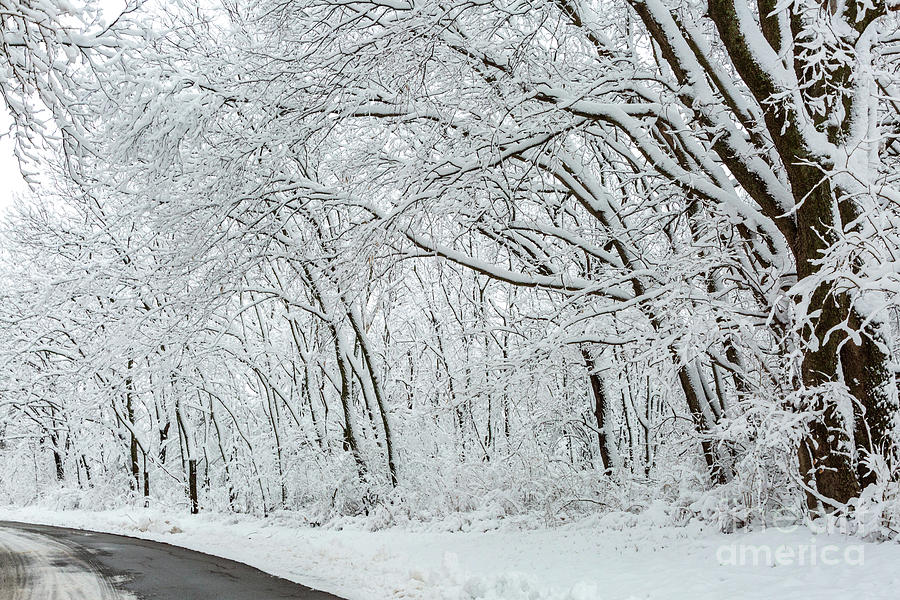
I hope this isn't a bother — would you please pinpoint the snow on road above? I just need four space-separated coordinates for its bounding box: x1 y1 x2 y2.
0 526 135 600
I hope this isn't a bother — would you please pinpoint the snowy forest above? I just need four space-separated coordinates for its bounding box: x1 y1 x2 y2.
2 0 900 537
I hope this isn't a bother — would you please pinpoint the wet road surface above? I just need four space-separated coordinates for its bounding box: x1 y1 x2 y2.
0 521 346 600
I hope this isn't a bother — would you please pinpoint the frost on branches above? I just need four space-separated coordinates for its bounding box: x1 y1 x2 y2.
0 0 900 534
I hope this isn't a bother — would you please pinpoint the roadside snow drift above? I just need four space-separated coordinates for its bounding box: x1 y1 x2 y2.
2 506 900 600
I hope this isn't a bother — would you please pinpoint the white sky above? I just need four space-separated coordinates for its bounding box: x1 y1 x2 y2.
0 1 127 214
0 108 28 214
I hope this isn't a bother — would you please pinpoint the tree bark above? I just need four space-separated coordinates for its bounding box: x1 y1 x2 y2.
581 348 613 472
188 458 199 514
702 0 899 508
125 359 140 494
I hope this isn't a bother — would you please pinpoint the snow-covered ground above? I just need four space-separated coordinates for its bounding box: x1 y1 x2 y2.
0 505 896 599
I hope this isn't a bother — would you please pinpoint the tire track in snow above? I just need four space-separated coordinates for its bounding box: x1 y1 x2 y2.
0 526 135 600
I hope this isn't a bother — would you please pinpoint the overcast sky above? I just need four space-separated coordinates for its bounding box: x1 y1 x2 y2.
0 109 28 214
0 1 130 216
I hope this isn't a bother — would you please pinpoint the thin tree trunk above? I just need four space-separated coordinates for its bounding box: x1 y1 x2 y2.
346 304 398 486
581 348 613 472
188 458 199 514
125 359 140 494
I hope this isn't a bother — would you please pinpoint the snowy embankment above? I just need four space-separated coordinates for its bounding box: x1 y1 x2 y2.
0 505 897 599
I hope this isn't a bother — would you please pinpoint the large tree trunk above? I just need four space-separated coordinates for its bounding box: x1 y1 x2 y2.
842 312 897 490
703 0 899 509
794 182 898 508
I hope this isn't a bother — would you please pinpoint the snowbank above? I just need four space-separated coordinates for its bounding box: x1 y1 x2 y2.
0 505 897 599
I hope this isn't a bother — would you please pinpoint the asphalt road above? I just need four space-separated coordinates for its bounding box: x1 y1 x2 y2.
0 521 347 600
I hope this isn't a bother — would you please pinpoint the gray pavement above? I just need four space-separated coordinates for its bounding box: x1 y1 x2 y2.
0 521 347 600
